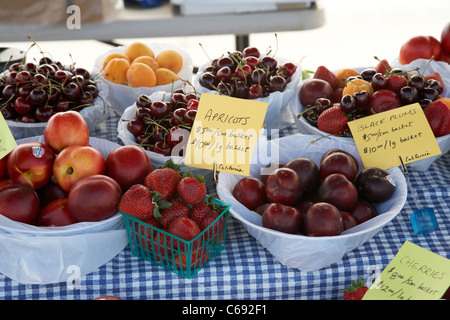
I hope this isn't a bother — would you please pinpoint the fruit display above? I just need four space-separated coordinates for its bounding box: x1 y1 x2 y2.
232 148 396 237
119 88 200 157
194 45 302 130
93 42 194 115
101 42 184 87
296 60 448 138
119 160 230 278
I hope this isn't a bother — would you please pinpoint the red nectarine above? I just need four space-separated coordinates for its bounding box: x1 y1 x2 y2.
0 183 40 224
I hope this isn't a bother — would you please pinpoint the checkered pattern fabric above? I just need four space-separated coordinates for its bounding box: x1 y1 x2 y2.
0 110 448 300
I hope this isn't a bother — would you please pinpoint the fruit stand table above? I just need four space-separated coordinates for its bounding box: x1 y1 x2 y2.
0 109 448 301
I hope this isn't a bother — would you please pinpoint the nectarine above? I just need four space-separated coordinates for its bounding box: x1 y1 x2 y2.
0 183 40 224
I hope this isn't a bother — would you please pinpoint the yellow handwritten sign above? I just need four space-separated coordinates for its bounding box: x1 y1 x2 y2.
184 93 268 176
363 241 450 300
0 113 16 160
348 103 441 170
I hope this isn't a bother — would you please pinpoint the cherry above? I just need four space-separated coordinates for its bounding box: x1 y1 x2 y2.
399 86 418 105
74 67 90 79
199 72 217 90
340 94 356 113
353 91 370 111
280 62 297 78
18 85 32 98
184 93 198 102
85 84 99 98
421 87 439 101
248 84 265 99
20 114 37 123
62 82 81 100
216 66 233 82
360 68 377 82
268 75 286 92
217 81 235 96
29 88 48 106
1 103 17 119
70 75 88 89
32 74 48 88
183 109 197 125
171 108 187 126
136 107 152 123
48 87 62 103
15 70 32 86
243 56 260 70
39 57 53 65
371 73 387 91
37 64 55 77
426 79 443 94
234 64 252 81
243 46 260 58
167 126 185 147
170 92 187 109
53 70 71 86
150 101 171 118
186 99 199 111
153 127 166 143
251 68 268 85
23 62 37 73
14 96 34 115
216 56 235 71
136 134 154 147
6 71 17 85
79 91 94 106
35 105 55 122
136 94 152 109
235 80 249 99
153 141 172 156
55 98 72 112
260 56 278 71
127 119 145 136
2 84 16 101
409 75 427 91
315 97 332 113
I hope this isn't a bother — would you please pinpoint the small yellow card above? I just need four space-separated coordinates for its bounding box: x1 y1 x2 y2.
363 241 450 300
184 93 268 176
348 103 441 170
0 113 16 160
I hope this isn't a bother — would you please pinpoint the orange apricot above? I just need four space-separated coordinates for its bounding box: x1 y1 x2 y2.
335 68 361 88
102 53 130 68
342 78 373 97
126 62 156 87
103 58 130 84
124 42 155 62
132 56 159 71
154 68 179 86
155 50 183 74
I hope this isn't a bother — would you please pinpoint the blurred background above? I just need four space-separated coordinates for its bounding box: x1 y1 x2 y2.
0 0 449 74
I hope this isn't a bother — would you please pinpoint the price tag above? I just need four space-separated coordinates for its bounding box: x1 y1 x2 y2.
348 103 441 170
184 93 268 176
0 113 16 160
363 241 450 300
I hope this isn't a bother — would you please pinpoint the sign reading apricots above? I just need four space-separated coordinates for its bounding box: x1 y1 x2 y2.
184 93 268 175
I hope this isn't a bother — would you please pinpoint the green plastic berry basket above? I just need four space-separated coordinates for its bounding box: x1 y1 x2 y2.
121 197 231 279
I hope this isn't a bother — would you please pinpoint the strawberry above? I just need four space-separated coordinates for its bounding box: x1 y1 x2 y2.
174 247 209 270
386 74 407 93
190 201 214 226
168 216 201 251
144 166 181 201
423 100 450 137
199 210 224 238
343 279 369 300
151 230 173 260
374 58 391 75
134 216 162 250
317 105 349 135
119 184 155 221
425 72 445 87
177 176 207 205
314 65 339 90
159 199 190 228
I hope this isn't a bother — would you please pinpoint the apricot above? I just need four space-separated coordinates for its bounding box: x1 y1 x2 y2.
438 97 450 109
342 78 373 97
156 49 183 74
102 53 130 68
335 68 361 88
126 62 156 87
125 42 155 62
132 56 159 71
154 68 179 86
103 58 130 84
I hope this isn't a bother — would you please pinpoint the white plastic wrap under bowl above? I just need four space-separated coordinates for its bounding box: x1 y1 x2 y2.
193 57 301 131
0 135 128 285
93 42 194 115
290 66 450 171
117 91 215 188
216 134 408 272
6 80 110 140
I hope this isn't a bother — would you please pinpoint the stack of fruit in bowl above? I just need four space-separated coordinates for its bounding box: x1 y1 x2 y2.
0 43 109 139
216 134 407 271
93 42 194 115
119 160 231 278
194 45 302 130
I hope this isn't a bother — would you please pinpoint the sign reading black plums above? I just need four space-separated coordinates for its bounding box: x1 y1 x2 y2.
348 103 441 170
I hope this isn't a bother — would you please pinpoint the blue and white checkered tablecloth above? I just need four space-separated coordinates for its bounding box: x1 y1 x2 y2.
0 108 449 300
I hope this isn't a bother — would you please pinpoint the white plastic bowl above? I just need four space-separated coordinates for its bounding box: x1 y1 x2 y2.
216 134 408 271
93 42 194 115
0 136 128 284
